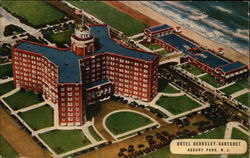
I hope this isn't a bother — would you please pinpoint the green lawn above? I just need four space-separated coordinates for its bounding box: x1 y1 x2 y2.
88 126 102 141
0 135 19 158
39 130 91 154
50 29 74 44
2 0 65 27
229 128 248 158
3 89 44 110
156 95 200 115
140 41 162 50
195 125 226 139
19 105 53 130
133 36 143 41
236 78 248 88
200 74 221 88
235 93 249 107
0 64 13 77
0 81 14 96
157 50 171 55
105 111 152 135
69 1 146 36
158 78 179 93
181 64 205 75
220 83 245 96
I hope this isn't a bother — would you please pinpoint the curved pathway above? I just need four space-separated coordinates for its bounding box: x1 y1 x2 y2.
92 100 168 142
102 109 159 140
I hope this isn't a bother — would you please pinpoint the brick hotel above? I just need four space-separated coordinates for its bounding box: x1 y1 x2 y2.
144 24 248 84
12 24 159 126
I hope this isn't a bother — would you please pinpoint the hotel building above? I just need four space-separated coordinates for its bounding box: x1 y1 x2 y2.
12 24 159 126
144 24 248 84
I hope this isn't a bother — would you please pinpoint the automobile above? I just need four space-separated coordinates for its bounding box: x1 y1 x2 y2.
0 76 9 79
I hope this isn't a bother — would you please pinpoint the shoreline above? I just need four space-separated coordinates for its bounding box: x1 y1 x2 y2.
105 1 249 66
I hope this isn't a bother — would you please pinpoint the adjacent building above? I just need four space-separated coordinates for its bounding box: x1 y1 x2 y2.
12 24 159 126
144 24 248 84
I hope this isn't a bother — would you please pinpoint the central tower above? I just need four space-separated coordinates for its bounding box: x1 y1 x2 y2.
71 16 95 56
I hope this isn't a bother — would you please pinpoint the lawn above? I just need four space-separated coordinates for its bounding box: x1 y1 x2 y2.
0 81 14 96
200 74 221 88
2 0 65 27
235 93 249 107
194 125 226 139
236 78 248 88
3 89 44 110
140 41 162 50
0 135 19 158
156 95 201 115
88 126 102 141
181 64 205 75
39 130 91 154
133 36 143 41
0 64 13 77
229 128 248 158
69 1 147 36
105 111 152 135
19 105 53 130
158 78 179 93
157 50 171 55
50 29 74 43
220 83 245 96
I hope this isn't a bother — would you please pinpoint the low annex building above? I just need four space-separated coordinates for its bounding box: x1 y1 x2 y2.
144 24 249 84
12 24 159 126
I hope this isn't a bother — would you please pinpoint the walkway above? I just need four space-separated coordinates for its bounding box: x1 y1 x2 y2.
231 89 249 98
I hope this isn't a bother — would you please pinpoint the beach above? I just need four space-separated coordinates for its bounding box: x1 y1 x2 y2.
105 1 249 65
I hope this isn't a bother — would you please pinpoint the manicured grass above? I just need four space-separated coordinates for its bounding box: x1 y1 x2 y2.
88 126 102 141
0 135 19 158
229 128 248 158
39 130 91 154
69 1 147 36
200 74 221 88
2 0 64 27
156 95 200 115
157 50 171 55
194 125 226 139
181 64 205 75
140 41 162 50
19 105 53 130
133 36 143 41
0 81 14 96
0 64 13 77
158 78 179 93
105 111 152 135
220 83 245 95
235 93 249 107
236 78 248 88
50 29 74 44
3 89 44 110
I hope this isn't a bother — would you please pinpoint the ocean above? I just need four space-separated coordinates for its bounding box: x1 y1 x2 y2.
141 1 249 56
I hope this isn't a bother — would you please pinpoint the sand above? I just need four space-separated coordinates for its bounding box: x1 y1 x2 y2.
105 1 249 65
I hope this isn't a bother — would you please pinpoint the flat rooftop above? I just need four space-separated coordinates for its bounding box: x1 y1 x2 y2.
91 25 157 61
148 24 171 32
15 41 83 83
159 33 230 69
220 61 245 73
14 25 157 84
